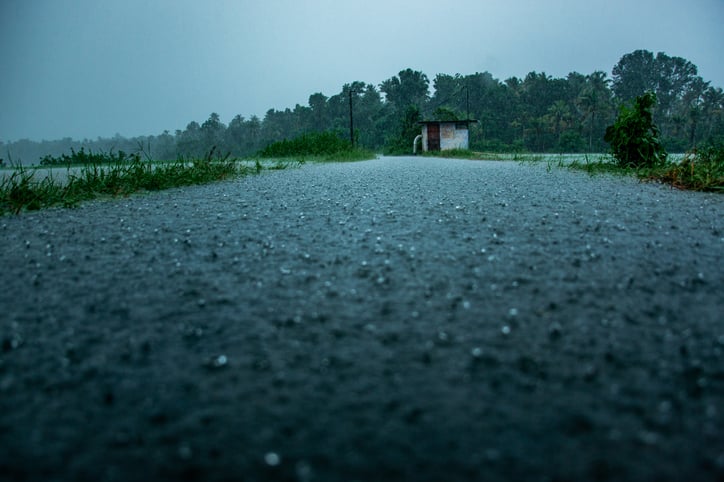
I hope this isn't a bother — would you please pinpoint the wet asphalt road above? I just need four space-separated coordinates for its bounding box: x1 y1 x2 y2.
1 156 723 481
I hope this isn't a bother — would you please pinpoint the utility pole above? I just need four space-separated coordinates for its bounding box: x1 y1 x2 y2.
464 84 470 120
348 88 356 147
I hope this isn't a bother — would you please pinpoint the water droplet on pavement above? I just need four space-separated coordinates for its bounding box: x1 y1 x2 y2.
178 444 192 459
207 354 228 368
265 452 281 466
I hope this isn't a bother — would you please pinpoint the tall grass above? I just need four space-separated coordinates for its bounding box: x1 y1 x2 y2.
39 147 135 166
1 135 377 215
566 146 723 192
644 145 723 192
259 131 350 157
258 130 375 162
0 150 251 215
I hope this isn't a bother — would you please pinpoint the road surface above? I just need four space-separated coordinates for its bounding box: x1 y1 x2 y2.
1 156 722 481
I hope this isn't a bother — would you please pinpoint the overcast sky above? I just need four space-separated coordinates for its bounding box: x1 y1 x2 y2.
1 0 722 142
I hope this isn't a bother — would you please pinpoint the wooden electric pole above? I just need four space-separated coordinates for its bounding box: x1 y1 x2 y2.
348 89 355 147
464 84 470 120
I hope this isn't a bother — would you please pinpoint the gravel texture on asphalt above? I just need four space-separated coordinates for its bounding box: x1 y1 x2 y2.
1 156 723 482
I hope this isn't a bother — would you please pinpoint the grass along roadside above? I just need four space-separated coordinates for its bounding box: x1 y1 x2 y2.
0 147 376 215
0 154 254 215
6 143 716 215
425 147 722 192
564 147 723 192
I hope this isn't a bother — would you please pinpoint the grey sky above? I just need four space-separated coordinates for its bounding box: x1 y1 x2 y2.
1 0 722 142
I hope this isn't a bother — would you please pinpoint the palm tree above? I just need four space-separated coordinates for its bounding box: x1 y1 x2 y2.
699 86 724 143
546 100 570 146
577 71 612 152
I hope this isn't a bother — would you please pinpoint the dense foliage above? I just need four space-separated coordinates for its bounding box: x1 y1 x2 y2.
384 106 423 154
258 131 352 157
3 50 722 164
604 92 667 168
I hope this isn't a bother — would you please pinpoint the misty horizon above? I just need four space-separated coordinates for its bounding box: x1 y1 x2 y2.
3 56 723 145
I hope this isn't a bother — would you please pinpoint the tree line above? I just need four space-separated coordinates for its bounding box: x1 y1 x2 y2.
3 49 722 165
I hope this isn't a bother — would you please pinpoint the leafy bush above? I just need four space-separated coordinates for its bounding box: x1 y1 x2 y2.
471 139 526 153
557 131 586 153
384 105 422 155
604 92 667 168
258 131 351 158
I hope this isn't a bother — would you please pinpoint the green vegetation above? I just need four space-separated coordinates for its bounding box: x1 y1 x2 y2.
570 90 723 191
604 92 667 168
0 150 251 215
1 132 378 215
646 144 723 191
40 147 137 166
258 130 375 162
1 49 721 198
566 145 723 192
384 106 423 155
258 131 350 157
430 107 464 121
565 156 638 176
5 50 722 163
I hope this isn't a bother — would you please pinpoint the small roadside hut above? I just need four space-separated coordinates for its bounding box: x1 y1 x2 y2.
415 119 478 153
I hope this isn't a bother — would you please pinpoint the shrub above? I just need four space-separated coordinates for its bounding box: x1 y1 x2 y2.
649 143 724 191
604 92 667 168
258 131 351 157
384 105 422 155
